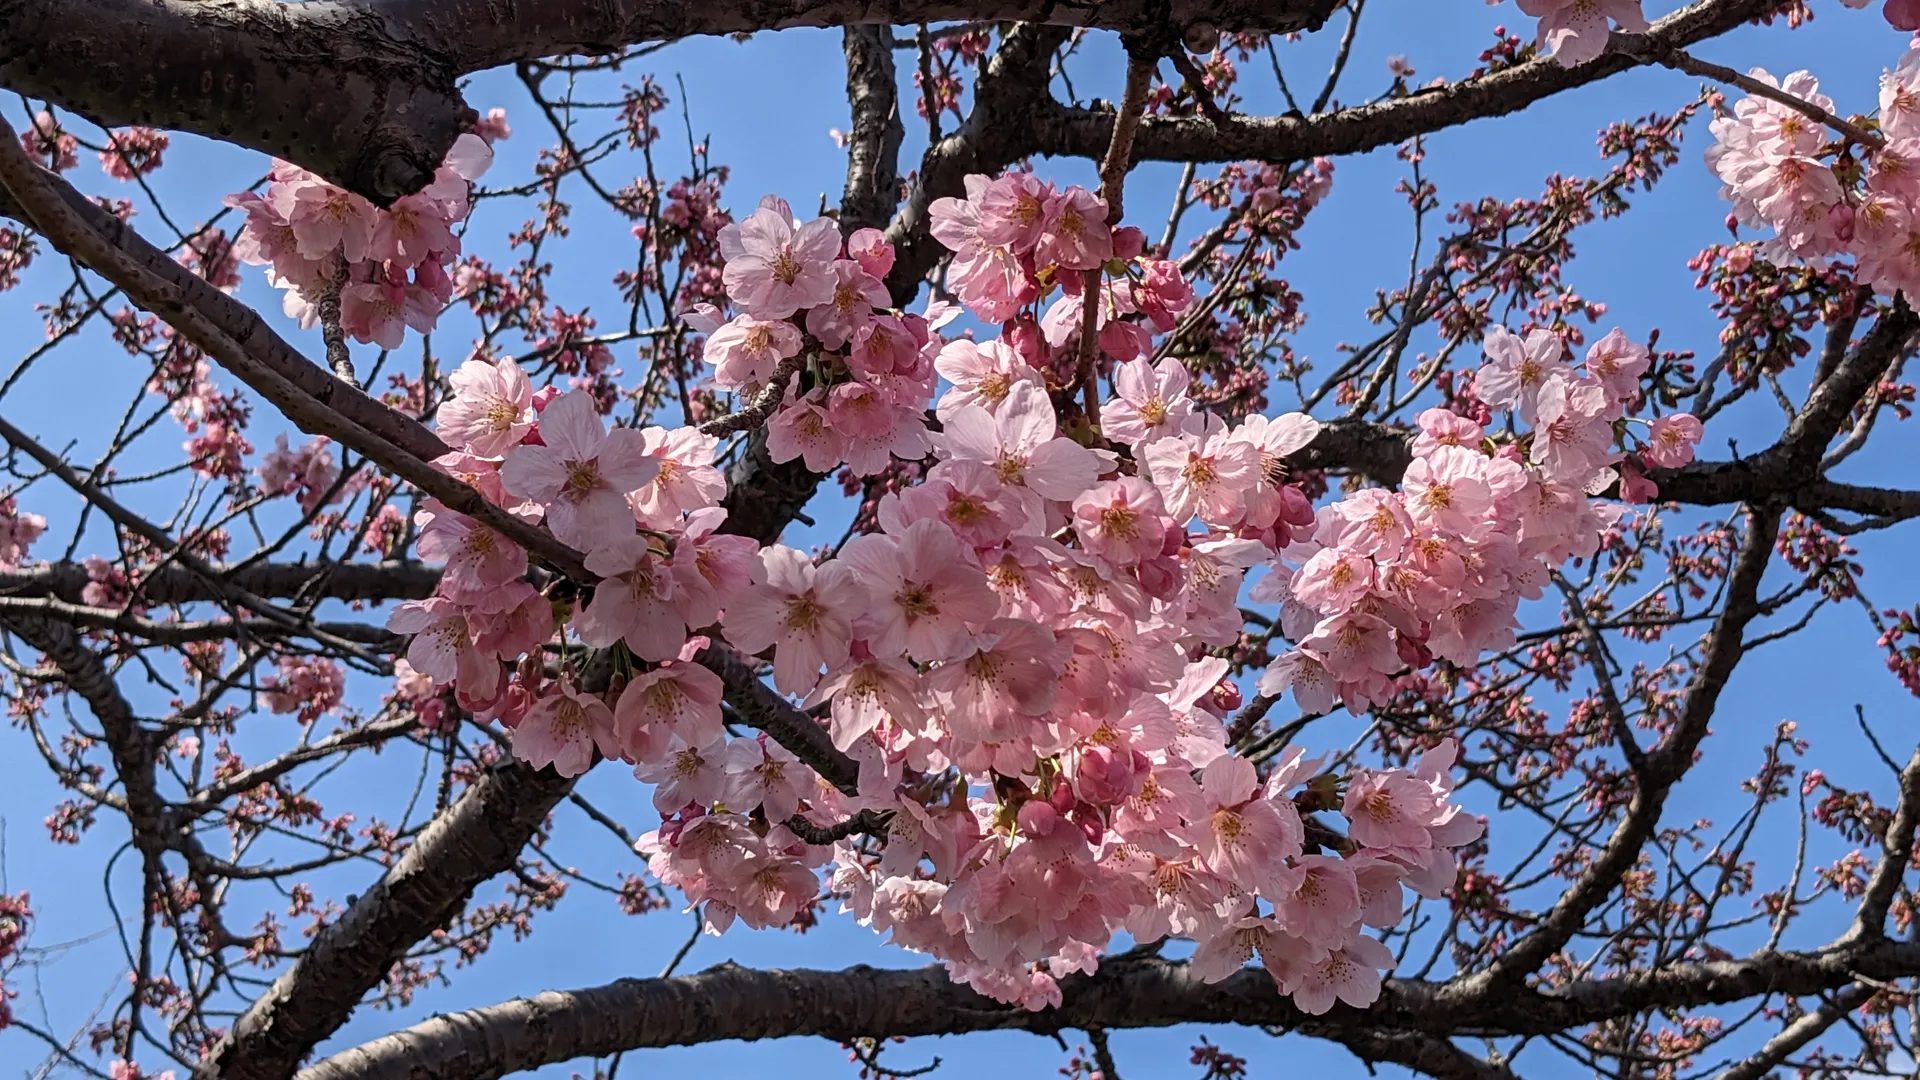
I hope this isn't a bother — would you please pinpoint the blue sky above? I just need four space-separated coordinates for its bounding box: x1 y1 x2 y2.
2 3 1915 1078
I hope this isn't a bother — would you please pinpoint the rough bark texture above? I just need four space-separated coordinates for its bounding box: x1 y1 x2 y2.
295 940 1920 1080
0 0 1335 202
1026 0 1783 166
193 761 578 1080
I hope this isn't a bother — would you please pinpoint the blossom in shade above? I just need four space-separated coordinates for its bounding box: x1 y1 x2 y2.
576 535 686 662
636 734 730 813
615 656 725 760
386 596 499 700
766 390 846 472
512 680 618 778
1290 936 1397 1014
413 502 527 602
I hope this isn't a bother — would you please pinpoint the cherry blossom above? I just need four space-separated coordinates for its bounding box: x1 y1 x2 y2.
438 357 536 458
500 390 659 551
717 201 840 319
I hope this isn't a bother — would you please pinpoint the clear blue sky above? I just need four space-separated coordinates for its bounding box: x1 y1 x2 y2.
1 3 1914 1077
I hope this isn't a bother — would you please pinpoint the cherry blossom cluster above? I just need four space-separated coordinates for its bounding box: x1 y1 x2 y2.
1255 326 1701 717
928 172 1201 384
1705 44 1920 295
0 493 46 571
376 165 1707 1014
686 196 943 477
377 169 1495 1013
223 132 497 348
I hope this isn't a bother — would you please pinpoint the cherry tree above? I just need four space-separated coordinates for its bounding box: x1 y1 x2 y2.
0 0 1918 1077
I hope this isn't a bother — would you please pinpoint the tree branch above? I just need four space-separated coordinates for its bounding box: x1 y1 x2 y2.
1027 0 1779 166
0 0 1335 204
194 757 576 1080
298 938 1920 1080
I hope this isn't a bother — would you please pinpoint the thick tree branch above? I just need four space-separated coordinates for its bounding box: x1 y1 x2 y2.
0 560 442 607
879 21 1069 306
0 0 1334 204
841 24 905 236
1713 983 1877 1080
194 757 576 1080
299 938 1920 1080
694 643 859 794
1029 0 1779 166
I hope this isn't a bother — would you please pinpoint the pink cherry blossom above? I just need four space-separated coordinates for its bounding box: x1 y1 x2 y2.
274 179 376 262
717 205 840 318
766 389 846 472
1517 0 1649 67
1142 430 1260 524
846 227 895 279
1530 376 1614 483
1271 854 1363 951
1644 413 1703 468
1410 407 1484 458
636 734 730 813
413 502 527 602
1582 328 1651 403
933 339 1042 419
629 426 725 528
1036 185 1113 270
806 260 889 349
576 535 686 662
977 171 1052 251
1071 477 1168 566
840 519 998 662
722 737 812 822
1290 935 1396 1014
1256 648 1338 715
386 596 499 699
1103 357 1195 447
1475 326 1568 415
927 617 1065 748
615 658 725 760
705 315 802 390
500 390 659 551
722 544 865 696
1401 445 1494 537
1185 755 1304 898
930 181 1035 322
512 679 619 778
438 357 535 458
668 508 760 628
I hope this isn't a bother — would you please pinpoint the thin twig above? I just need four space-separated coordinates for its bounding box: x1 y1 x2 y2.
317 259 357 388
1644 44 1885 148
1076 48 1155 428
